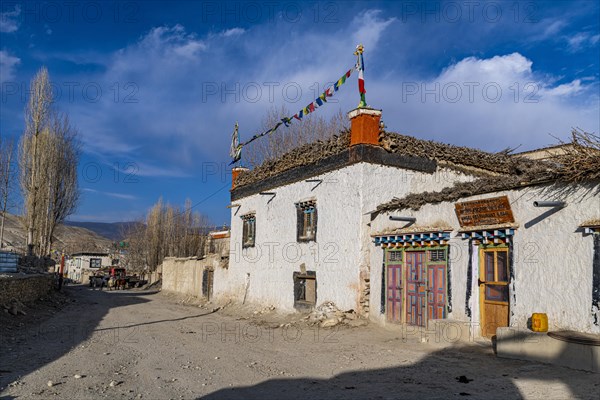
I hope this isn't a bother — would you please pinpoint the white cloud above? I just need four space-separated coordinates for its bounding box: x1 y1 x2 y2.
173 40 206 58
104 192 137 200
567 31 600 52
351 10 396 51
0 50 20 83
82 188 137 200
68 210 144 223
540 19 566 39
64 13 598 174
221 28 245 37
130 162 191 178
437 53 533 84
541 79 583 97
0 4 20 33
373 53 599 150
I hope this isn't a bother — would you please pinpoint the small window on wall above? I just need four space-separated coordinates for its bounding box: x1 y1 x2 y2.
294 271 316 309
89 258 101 268
429 249 446 262
388 250 403 262
296 200 317 242
241 214 256 248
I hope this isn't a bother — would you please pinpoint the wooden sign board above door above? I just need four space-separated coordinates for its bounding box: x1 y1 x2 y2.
455 195 515 227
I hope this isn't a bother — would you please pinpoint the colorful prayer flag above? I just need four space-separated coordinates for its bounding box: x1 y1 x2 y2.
355 44 367 107
229 58 357 164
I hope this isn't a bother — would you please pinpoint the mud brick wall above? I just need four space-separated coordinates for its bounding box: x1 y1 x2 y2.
0 274 53 305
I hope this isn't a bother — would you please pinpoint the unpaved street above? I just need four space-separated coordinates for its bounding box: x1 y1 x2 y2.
1 286 598 399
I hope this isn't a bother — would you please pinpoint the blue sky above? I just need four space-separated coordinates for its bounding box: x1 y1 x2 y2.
1 0 599 224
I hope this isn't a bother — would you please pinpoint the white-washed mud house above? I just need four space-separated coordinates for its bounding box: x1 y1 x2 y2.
216 107 599 339
66 252 111 283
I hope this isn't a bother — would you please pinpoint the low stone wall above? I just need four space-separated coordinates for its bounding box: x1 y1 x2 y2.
497 327 600 373
0 274 53 305
162 255 224 299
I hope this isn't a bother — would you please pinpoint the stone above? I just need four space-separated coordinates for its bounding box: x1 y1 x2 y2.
74 374 83 379
344 312 357 320
47 380 54 387
321 318 339 328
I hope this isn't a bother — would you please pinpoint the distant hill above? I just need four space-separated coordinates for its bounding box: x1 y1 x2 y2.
64 221 229 240
63 221 142 241
0 213 114 254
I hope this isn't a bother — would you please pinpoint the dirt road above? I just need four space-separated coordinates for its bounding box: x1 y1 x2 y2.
1 286 597 399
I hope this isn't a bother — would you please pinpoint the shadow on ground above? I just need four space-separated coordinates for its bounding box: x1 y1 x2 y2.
0 285 154 389
201 342 598 400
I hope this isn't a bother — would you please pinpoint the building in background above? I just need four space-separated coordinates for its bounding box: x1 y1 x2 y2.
67 252 111 283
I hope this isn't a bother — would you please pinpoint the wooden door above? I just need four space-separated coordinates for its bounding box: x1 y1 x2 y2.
202 269 214 300
479 248 509 337
386 250 403 322
406 251 426 326
427 261 447 320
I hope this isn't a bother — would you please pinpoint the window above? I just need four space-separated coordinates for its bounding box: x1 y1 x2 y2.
388 250 403 262
429 249 446 262
241 214 256 248
293 271 316 309
89 258 101 268
482 248 509 302
296 200 317 242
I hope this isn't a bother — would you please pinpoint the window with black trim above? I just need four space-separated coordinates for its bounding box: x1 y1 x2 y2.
294 271 316 309
388 250 403 262
89 258 101 268
429 249 446 262
296 200 317 242
241 214 256 248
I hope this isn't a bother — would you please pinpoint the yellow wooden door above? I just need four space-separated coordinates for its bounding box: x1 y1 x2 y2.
479 247 510 337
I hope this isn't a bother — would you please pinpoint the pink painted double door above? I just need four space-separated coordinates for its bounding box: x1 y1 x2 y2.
387 249 448 326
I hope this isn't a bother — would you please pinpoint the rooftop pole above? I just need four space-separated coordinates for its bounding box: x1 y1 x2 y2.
354 44 367 108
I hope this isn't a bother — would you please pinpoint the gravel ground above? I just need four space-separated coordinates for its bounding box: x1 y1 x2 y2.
1 285 598 399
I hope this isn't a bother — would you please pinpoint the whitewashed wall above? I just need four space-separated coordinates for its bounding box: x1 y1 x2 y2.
369 183 600 334
67 254 112 282
215 163 473 312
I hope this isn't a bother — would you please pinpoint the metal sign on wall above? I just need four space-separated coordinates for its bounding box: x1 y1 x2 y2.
454 195 515 227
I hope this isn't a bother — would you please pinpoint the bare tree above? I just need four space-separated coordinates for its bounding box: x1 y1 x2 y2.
243 106 348 167
20 67 53 254
0 136 16 248
121 219 149 275
122 198 211 274
145 198 164 271
39 114 80 255
19 67 81 257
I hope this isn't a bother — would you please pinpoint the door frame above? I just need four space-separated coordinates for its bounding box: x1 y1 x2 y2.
478 244 510 337
405 250 427 326
384 249 404 323
384 246 449 325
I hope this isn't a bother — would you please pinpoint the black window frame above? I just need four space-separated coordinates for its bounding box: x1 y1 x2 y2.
241 214 256 248
296 201 317 242
293 271 317 309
